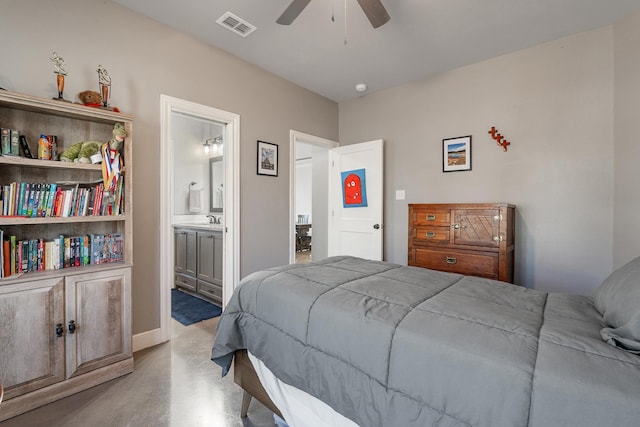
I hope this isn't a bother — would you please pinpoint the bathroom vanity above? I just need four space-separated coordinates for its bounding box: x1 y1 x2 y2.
174 225 223 305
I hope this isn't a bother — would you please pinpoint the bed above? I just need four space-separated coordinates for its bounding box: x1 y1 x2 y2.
211 255 640 427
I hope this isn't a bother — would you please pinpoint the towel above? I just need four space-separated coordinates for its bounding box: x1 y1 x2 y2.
189 187 202 213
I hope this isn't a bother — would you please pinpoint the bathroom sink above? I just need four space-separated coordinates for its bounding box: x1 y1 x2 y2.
173 223 223 231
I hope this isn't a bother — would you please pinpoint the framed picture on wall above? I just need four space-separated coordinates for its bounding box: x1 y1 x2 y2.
443 135 472 172
257 140 278 176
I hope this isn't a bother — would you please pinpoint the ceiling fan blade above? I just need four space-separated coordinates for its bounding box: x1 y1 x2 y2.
356 0 390 28
276 0 312 25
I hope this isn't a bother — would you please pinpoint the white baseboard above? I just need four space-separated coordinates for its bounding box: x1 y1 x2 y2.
133 327 166 353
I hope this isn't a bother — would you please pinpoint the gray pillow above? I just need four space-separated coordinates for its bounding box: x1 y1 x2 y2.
593 256 640 354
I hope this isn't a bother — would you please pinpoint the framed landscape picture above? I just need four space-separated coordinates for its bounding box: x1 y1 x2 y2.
443 135 472 172
257 140 278 176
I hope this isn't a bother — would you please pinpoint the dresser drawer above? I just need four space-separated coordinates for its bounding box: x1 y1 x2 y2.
175 273 197 292
413 248 498 279
413 226 450 243
198 280 222 305
412 209 450 226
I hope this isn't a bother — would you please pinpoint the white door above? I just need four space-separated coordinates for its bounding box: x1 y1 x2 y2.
328 139 384 260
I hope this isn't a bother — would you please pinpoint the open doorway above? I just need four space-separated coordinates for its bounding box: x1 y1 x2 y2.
159 95 240 344
289 131 338 264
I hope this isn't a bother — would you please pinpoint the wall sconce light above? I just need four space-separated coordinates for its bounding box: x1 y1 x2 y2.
203 136 223 155
203 138 213 155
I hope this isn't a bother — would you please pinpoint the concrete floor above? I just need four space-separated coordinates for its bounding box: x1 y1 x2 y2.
0 318 277 427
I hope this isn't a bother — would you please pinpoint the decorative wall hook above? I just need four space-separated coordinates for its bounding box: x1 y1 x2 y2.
488 126 511 152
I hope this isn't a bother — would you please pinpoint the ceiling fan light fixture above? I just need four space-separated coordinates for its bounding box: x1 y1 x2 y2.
277 0 389 28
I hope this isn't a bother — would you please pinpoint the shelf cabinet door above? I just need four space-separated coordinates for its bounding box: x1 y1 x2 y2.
0 278 65 401
64 268 132 379
175 229 197 277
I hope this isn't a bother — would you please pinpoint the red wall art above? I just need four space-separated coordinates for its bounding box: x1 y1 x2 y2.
341 168 368 208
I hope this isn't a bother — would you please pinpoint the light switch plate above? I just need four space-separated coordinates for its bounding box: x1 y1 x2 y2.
395 190 405 200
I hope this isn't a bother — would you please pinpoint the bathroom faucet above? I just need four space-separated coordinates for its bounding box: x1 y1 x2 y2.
206 214 215 224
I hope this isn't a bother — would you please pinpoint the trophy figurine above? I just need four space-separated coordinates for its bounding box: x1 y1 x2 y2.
50 52 69 102
97 64 111 108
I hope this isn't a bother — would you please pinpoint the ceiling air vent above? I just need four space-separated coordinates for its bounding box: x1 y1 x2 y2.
216 12 257 38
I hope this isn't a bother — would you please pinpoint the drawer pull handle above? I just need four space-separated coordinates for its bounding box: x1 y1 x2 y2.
426 214 436 221
426 231 436 238
446 256 457 264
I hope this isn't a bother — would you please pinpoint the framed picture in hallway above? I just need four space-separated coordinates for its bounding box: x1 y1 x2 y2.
443 135 472 172
257 140 278 176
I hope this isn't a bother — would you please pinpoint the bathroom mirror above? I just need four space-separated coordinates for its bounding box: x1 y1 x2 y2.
209 156 223 213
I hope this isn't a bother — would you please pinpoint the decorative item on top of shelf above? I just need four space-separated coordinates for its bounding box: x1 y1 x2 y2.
50 52 70 102
77 90 102 107
101 122 126 214
442 135 472 172
76 88 121 113
488 126 511 152
257 140 278 177
97 64 111 108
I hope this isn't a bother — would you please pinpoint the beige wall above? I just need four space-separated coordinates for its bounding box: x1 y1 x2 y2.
613 11 640 269
3 0 639 332
0 0 338 334
339 26 619 294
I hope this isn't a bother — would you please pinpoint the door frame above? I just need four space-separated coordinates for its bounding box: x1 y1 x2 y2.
159 95 240 343
288 130 338 264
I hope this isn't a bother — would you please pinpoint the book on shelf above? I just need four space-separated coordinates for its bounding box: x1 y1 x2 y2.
19 135 34 159
0 229 3 278
0 128 9 155
10 130 20 156
0 179 123 218
0 233 124 277
2 237 9 278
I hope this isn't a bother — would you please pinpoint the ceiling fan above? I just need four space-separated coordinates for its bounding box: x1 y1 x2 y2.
277 0 390 28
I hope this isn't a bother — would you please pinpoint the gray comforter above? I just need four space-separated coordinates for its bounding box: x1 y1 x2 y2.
211 256 640 427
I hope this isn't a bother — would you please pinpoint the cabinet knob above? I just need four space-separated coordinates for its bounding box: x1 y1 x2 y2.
373 224 381 230
55 323 64 337
68 320 77 334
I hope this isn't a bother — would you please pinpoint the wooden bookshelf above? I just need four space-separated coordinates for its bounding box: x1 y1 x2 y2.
0 89 134 421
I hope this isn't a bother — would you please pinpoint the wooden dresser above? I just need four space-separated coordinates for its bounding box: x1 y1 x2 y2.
408 203 515 283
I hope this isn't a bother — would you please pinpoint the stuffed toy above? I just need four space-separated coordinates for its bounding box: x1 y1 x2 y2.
77 90 102 107
77 90 120 112
59 140 102 163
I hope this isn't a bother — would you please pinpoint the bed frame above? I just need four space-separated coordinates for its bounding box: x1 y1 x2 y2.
233 349 283 419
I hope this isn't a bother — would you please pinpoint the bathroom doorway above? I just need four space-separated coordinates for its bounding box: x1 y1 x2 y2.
160 95 240 343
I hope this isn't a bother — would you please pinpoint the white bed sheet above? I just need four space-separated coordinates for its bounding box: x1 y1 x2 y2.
247 351 360 427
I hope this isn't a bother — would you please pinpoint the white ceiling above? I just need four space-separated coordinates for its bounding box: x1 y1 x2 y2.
112 0 640 103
